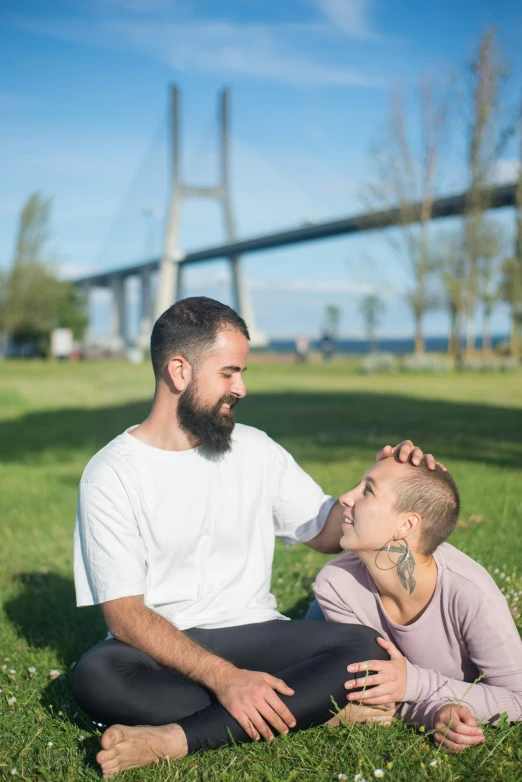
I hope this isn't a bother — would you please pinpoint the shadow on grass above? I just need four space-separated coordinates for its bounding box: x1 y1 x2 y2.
4 572 106 666
5 572 108 747
0 391 521 468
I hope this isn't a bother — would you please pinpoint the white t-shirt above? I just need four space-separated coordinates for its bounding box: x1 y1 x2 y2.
74 424 335 630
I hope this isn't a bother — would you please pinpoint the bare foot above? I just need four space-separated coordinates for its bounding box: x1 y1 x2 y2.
96 723 188 778
327 702 396 727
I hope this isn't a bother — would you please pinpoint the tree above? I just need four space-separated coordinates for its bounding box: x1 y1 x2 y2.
461 27 511 354
364 78 450 355
12 193 52 267
500 256 522 359
432 232 466 362
3 193 87 355
323 304 341 339
506 98 522 360
359 294 385 353
476 218 506 352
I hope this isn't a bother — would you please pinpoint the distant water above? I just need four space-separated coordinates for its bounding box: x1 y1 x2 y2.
266 335 509 355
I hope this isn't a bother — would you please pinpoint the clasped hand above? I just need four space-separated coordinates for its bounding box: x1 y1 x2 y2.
345 637 407 705
214 669 296 742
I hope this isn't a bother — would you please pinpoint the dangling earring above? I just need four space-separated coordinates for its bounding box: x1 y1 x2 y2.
374 537 410 571
387 537 410 567
374 537 416 594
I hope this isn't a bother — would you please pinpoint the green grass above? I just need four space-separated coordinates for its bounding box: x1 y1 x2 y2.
1 359 521 782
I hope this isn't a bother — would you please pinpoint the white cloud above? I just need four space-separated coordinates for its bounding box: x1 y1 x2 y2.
2 10 383 89
489 159 521 186
249 277 393 296
312 0 377 39
58 261 99 280
118 20 380 87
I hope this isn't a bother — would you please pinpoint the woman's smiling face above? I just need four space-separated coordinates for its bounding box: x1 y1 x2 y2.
338 458 409 553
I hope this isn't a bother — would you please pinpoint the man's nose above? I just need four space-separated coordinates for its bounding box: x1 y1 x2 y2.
232 375 247 399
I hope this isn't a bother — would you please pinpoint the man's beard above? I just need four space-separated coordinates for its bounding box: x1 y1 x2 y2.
177 378 239 455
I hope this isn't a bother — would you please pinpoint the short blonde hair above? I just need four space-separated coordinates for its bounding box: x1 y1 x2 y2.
392 458 460 555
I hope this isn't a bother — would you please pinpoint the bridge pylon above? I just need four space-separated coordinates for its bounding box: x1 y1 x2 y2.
154 85 267 347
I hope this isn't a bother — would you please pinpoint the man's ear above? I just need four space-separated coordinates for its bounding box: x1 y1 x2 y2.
394 512 421 542
165 355 193 392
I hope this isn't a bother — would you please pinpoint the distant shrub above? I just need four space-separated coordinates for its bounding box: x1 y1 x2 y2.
461 356 520 372
359 352 399 374
494 341 511 357
400 353 452 373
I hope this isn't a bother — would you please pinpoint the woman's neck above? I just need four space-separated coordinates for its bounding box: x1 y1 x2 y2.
357 547 438 626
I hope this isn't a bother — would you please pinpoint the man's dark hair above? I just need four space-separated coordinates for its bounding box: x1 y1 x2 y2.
392 458 460 556
150 297 250 380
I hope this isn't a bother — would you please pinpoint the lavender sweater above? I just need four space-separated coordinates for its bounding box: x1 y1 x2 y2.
314 543 522 729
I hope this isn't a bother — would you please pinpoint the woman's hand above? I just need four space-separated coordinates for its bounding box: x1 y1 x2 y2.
345 637 407 705
433 704 484 751
376 440 446 471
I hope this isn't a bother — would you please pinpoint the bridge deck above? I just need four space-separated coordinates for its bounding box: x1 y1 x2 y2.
75 182 517 287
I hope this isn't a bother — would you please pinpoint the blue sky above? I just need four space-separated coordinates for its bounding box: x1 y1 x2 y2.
1 0 522 338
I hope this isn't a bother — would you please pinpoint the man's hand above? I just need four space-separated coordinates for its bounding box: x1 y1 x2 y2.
329 701 396 727
376 440 446 471
345 637 407 705
433 704 484 751
213 669 296 741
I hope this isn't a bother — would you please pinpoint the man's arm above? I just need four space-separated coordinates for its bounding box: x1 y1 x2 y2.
305 500 343 553
102 595 297 741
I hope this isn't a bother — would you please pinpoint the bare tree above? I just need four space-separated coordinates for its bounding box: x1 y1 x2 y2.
359 293 385 354
432 231 466 362
508 99 522 359
461 27 511 354
12 193 53 266
476 218 506 352
364 78 450 354
323 304 341 339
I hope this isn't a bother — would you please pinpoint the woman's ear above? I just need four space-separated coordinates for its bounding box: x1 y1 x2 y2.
394 512 421 541
166 356 193 392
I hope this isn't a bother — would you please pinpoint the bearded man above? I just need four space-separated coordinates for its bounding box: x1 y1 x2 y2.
72 297 434 778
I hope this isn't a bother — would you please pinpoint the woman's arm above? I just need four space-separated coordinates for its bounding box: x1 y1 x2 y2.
400 594 522 729
314 565 367 626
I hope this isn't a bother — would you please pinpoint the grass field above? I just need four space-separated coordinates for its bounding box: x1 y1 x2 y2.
1 359 521 782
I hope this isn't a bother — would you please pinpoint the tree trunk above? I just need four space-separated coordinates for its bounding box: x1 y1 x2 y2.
448 305 458 359
511 311 521 360
465 302 475 355
369 332 377 354
414 311 424 355
482 312 491 353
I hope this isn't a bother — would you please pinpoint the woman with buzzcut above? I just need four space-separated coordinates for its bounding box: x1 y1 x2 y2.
314 455 522 751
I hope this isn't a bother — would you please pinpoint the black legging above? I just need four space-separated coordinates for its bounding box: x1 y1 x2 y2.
72 619 387 754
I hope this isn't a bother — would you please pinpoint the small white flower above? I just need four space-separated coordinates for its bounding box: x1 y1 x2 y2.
9 670 15 674
429 760 437 766
28 666 36 674
10 769 17 775
494 568 499 574
354 776 367 782
77 735 85 742
506 576 511 582
49 669 61 680
4 657 10 662
1 665 6 671
374 771 385 779
500 573 506 579
47 741 54 747
7 696 16 705
338 775 348 781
